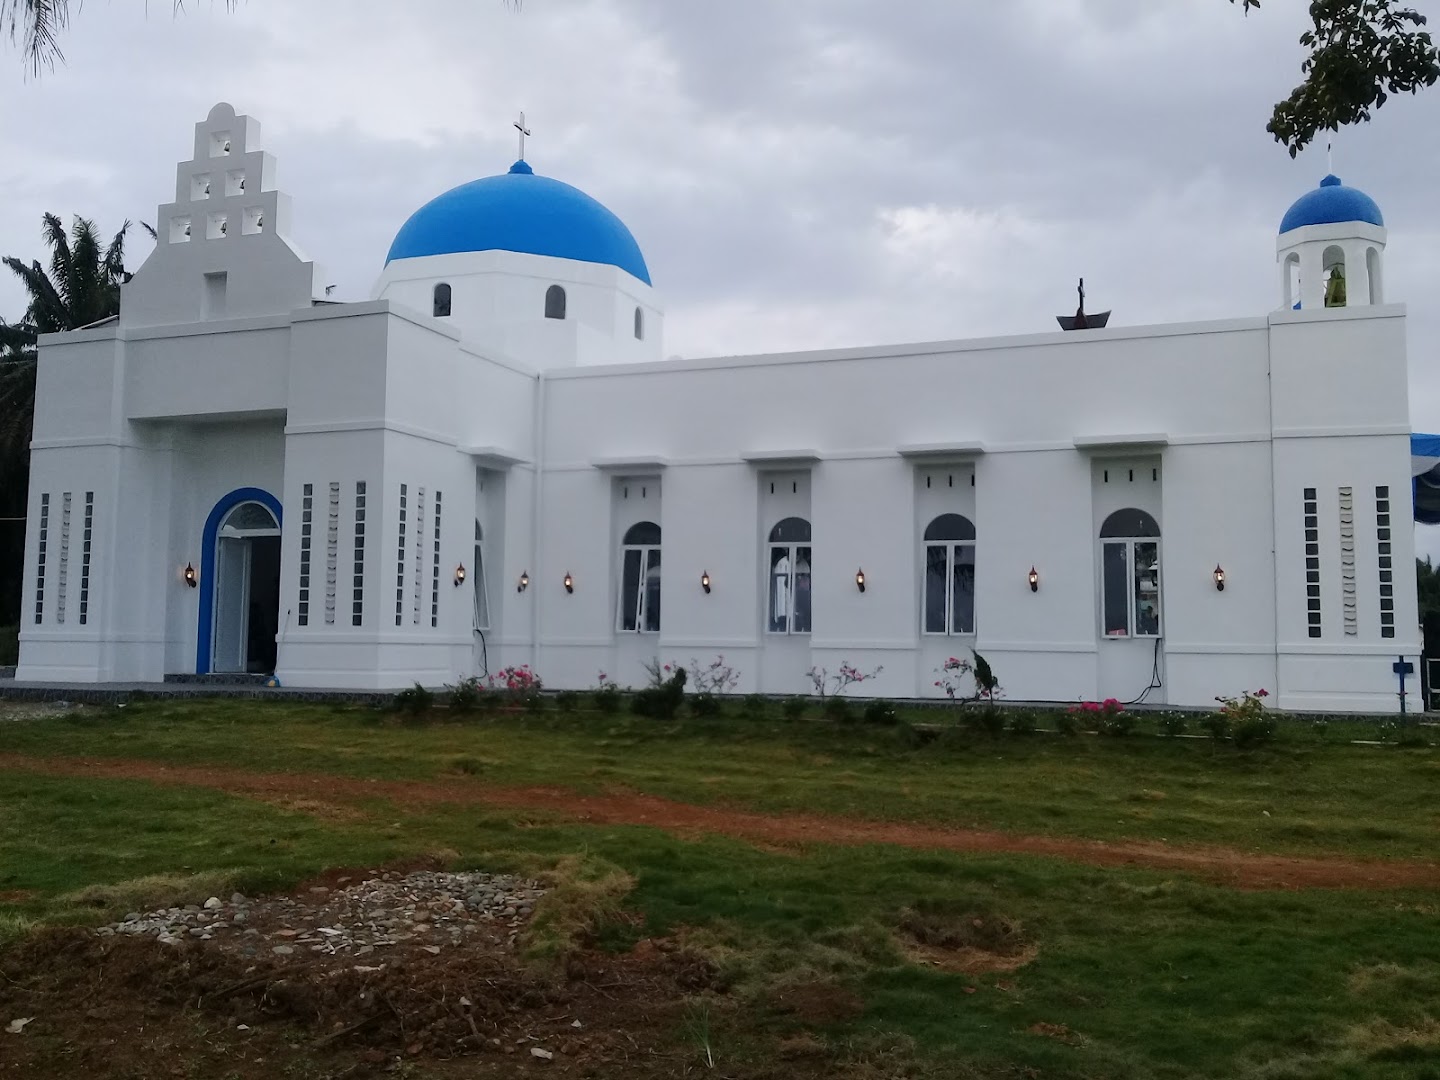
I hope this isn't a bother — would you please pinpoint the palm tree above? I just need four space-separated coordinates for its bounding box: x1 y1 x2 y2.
0 213 133 626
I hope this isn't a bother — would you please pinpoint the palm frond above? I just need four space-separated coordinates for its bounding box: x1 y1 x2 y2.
2 255 66 332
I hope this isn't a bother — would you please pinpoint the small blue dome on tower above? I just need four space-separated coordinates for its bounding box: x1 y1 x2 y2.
386 161 651 285
1279 175 1384 234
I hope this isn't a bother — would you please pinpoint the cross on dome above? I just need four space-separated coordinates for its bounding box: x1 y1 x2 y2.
514 111 532 162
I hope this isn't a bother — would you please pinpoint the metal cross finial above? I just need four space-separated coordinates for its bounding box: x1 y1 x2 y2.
514 111 532 161
1077 277 1086 314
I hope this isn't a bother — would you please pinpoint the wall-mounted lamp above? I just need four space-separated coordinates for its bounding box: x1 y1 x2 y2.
454 563 467 587
517 570 530 593
563 572 574 594
1028 567 1040 593
855 568 867 593
701 570 712 594
1213 564 1226 592
183 563 198 588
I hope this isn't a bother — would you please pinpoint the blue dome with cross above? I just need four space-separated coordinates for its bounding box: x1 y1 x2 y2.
1279 174 1385 235
385 160 652 285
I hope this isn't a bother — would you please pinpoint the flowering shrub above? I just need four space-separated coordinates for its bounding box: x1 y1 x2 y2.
446 675 487 713
688 656 741 696
1211 689 1274 748
1069 699 1134 737
934 650 1001 703
489 665 543 709
593 671 622 714
807 662 883 698
633 665 687 720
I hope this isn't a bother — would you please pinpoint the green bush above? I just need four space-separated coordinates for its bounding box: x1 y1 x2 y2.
0 625 17 666
632 667 688 721
1008 710 1038 736
689 692 723 718
863 699 899 726
593 687 622 714
1099 710 1137 738
823 697 855 724
964 705 1007 737
555 691 579 713
1056 709 1082 736
1159 712 1188 737
446 676 486 714
392 682 434 716
1202 711 1232 741
1232 712 1277 749
740 694 769 720
781 697 809 722
524 691 549 714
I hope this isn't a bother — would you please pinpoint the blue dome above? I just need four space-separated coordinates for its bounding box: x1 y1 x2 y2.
1279 174 1384 234
386 161 651 285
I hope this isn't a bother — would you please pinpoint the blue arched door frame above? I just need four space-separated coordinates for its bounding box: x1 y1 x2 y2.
196 487 283 674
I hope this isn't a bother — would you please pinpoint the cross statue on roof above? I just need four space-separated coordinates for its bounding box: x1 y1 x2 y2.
514 111 532 161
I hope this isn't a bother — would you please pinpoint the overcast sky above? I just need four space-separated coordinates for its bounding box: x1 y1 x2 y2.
4 0 1440 540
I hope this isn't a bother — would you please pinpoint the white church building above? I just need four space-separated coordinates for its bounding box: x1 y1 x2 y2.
13 103 1422 711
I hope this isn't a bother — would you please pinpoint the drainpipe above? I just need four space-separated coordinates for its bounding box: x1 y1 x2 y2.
531 370 547 675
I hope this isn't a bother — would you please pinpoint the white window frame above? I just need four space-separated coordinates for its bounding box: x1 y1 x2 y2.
1099 536 1162 639
766 517 812 636
922 543 976 636
617 522 661 633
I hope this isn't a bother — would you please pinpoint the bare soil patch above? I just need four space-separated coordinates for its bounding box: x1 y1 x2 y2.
0 866 821 1080
3 751 1438 890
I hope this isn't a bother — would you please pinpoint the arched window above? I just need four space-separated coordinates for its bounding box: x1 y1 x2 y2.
472 520 490 631
545 284 567 320
1322 246 1347 308
1367 246 1382 305
767 517 812 634
922 514 977 635
432 283 452 318
618 521 661 632
634 307 644 340
1099 508 1161 638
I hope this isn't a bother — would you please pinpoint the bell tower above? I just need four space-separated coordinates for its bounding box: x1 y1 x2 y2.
1277 175 1387 312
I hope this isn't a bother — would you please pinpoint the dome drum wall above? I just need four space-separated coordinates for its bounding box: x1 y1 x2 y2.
374 247 663 370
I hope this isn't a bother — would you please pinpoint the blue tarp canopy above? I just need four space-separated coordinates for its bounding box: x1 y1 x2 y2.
1413 433 1440 524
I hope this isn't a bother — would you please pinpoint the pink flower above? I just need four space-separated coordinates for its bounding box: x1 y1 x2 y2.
1257 689 1269 698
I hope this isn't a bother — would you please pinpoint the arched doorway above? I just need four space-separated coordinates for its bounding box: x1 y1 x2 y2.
198 489 282 674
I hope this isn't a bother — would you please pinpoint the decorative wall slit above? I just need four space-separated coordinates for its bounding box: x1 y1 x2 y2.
34 493 49 624
298 484 313 626
325 482 339 625
57 492 72 624
1304 487 1321 639
395 484 408 627
352 482 366 627
431 491 443 628
1339 486 1357 636
79 492 94 625
1377 485 1395 638
414 488 425 626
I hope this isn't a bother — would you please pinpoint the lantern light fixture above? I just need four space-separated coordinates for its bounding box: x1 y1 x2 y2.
701 570 712 594
563 572 574 594
1028 567 1039 593
454 563 467 587
183 563 198 588
1214 564 1226 592
517 570 530 593
855 568 866 593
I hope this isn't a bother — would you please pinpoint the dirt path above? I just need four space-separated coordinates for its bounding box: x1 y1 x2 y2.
4 751 1437 890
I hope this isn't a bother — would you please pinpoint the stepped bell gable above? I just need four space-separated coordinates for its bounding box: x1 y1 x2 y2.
12 104 1421 713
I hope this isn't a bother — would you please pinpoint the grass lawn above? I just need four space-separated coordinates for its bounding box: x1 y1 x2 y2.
3 697 1440 1077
